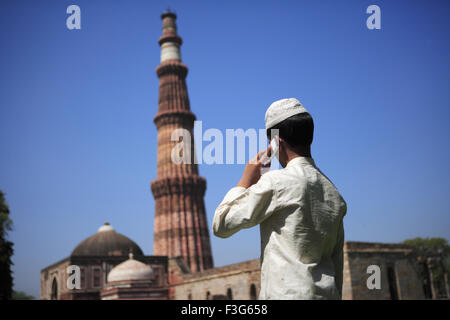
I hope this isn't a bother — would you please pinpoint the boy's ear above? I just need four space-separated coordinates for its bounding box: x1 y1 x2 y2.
277 137 284 152
278 137 292 154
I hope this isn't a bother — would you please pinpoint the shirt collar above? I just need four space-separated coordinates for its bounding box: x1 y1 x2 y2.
286 156 316 168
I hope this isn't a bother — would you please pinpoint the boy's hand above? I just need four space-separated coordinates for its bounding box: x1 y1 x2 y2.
237 146 272 188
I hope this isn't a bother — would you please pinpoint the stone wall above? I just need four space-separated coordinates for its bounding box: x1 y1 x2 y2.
170 242 426 300
40 255 168 300
40 258 71 300
41 242 426 300
170 258 261 300
343 242 425 300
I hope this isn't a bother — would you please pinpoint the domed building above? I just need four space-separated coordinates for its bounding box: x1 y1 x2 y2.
71 222 144 257
40 223 168 300
101 252 168 300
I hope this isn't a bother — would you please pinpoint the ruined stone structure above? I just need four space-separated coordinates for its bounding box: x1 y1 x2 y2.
341 242 424 299
168 258 261 300
168 242 426 300
40 229 428 300
40 223 168 300
150 10 213 274
40 10 439 301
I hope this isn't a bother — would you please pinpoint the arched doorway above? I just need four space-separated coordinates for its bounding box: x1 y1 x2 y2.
226 288 233 300
387 265 399 300
250 284 257 300
51 277 58 300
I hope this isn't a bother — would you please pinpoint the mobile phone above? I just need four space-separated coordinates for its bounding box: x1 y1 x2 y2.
261 136 279 168
269 137 279 161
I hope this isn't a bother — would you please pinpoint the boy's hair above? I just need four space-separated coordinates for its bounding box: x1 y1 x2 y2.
266 112 314 147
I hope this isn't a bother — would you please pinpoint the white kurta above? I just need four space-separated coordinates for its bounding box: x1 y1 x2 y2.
212 157 347 300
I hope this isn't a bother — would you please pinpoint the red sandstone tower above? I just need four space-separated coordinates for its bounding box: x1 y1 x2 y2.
151 10 213 273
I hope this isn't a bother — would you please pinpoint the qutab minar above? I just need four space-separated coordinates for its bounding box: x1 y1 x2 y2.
150 10 214 273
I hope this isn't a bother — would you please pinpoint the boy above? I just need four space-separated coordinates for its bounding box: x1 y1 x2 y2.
212 98 347 299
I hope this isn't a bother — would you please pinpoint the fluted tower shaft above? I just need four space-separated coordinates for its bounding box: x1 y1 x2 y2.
151 11 213 273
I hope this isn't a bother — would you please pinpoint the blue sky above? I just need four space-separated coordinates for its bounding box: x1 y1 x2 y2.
1 0 449 298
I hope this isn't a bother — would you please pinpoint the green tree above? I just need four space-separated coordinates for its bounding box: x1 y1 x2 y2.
402 237 450 257
403 237 450 298
0 190 14 300
12 290 34 300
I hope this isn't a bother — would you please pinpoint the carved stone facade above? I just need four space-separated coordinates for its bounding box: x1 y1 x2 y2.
40 223 168 300
40 258 71 300
40 255 168 300
150 11 213 274
40 240 428 300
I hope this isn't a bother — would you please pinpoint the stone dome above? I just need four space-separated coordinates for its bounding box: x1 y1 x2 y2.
71 222 143 257
107 253 154 283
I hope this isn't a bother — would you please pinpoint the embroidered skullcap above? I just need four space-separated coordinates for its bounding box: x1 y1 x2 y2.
265 98 308 129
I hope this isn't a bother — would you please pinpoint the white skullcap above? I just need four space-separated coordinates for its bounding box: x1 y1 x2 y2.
265 98 308 129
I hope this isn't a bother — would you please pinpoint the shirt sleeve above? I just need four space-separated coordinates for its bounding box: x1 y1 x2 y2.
212 173 279 238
